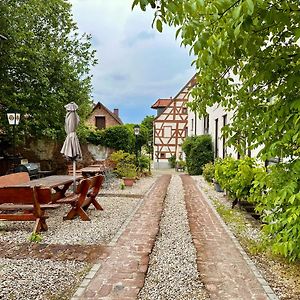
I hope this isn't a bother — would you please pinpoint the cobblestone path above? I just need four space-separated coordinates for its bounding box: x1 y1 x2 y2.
72 173 277 300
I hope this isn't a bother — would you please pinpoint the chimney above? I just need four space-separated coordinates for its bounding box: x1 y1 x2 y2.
113 109 119 117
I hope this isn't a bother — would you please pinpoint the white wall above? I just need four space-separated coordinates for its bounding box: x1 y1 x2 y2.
187 102 262 159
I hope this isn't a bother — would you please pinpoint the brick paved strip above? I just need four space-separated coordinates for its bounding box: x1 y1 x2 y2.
182 175 276 300
73 174 171 300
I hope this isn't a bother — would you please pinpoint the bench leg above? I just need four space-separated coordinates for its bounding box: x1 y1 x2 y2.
33 218 48 234
64 207 91 221
91 198 103 210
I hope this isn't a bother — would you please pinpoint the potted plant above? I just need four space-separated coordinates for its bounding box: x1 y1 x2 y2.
118 163 137 187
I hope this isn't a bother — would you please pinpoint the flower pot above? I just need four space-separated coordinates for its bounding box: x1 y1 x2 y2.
213 181 224 192
122 177 135 187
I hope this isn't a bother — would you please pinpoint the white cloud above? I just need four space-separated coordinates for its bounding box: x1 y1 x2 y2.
70 0 195 123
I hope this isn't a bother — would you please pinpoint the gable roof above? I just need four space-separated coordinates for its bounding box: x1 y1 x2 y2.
151 98 173 109
91 102 123 124
153 74 197 121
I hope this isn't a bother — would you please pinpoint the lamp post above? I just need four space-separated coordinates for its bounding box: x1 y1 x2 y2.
134 125 140 169
7 112 20 167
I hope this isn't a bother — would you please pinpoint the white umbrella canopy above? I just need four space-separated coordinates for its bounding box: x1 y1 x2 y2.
60 102 82 191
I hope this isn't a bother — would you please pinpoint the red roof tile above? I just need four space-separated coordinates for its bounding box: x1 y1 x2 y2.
151 98 172 109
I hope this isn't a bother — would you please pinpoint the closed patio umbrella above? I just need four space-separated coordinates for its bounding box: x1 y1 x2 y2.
60 102 82 191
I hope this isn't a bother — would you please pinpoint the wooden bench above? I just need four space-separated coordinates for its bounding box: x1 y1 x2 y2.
84 175 105 211
57 178 91 221
0 172 30 187
0 185 60 233
57 175 105 221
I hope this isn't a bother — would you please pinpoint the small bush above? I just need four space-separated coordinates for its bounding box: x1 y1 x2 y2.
182 135 213 175
116 162 137 178
215 156 256 200
168 155 176 168
110 150 136 178
203 162 215 183
249 161 300 261
138 155 150 172
176 159 186 169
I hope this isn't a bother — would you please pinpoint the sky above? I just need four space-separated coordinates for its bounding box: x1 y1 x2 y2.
70 0 195 124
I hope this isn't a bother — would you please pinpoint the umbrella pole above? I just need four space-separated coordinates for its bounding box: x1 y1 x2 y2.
73 160 76 192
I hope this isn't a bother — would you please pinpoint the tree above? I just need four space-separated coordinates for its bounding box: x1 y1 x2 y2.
132 0 300 161
141 115 155 155
141 115 155 142
0 0 96 146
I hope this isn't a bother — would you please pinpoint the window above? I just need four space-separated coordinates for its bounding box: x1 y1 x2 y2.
215 118 219 158
95 116 106 129
182 107 187 114
204 114 209 134
191 118 194 132
160 153 166 159
222 114 227 158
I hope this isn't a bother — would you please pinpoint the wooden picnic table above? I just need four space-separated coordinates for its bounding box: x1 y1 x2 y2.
80 166 104 178
16 175 82 203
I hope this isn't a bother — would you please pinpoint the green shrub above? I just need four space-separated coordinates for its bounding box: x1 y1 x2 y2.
249 161 300 261
110 150 136 178
116 162 137 178
203 162 215 183
182 135 213 175
138 155 150 172
176 159 186 169
215 156 256 200
86 128 105 145
168 155 176 168
102 125 135 152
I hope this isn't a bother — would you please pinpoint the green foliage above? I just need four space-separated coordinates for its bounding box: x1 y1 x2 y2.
117 163 137 179
202 162 215 183
168 155 176 168
176 159 186 169
215 156 256 200
0 0 96 144
110 150 135 166
138 155 150 172
120 181 125 190
102 125 135 152
182 135 213 175
110 150 137 178
132 0 300 163
249 160 300 261
78 126 103 144
29 232 42 243
141 115 155 148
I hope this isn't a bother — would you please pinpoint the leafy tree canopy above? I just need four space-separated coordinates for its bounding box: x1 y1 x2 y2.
133 0 300 160
141 115 155 142
0 0 96 145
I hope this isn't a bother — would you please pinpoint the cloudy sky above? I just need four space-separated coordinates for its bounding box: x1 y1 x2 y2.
70 0 195 124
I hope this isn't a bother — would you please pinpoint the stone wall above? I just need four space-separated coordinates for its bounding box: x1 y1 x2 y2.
16 139 99 174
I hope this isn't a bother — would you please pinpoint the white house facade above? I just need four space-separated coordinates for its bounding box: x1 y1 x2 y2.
187 102 262 159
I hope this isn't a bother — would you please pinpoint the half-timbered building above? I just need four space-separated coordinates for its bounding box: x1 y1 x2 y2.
151 76 196 169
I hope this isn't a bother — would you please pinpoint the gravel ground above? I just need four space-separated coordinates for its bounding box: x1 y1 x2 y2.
138 175 209 300
192 175 300 300
0 173 158 300
0 258 87 300
0 174 158 244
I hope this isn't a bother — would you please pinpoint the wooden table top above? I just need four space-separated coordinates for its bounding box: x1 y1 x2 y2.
18 175 81 189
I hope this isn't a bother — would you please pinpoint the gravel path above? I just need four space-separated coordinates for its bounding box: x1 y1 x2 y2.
138 175 209 300
0 258 87 300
